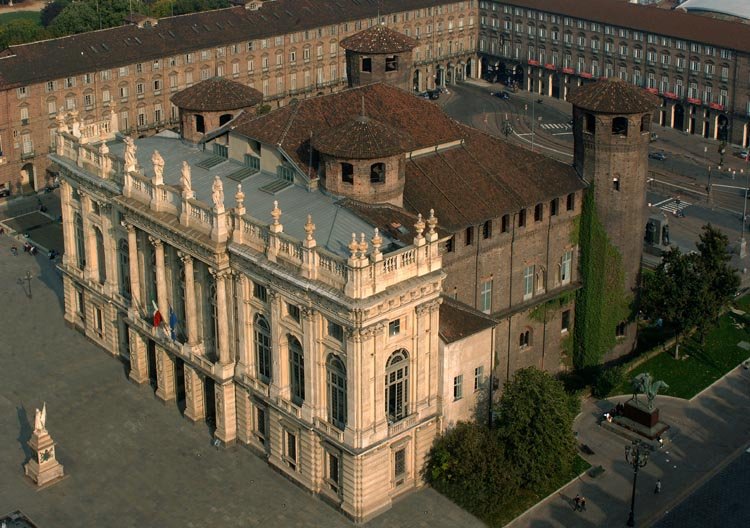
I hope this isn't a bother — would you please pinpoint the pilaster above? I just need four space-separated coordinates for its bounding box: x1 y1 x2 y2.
154 345 176 402
128 327 149 385
126 224 142 313
183 364 205 422
179 252 199 346
214 381 237 445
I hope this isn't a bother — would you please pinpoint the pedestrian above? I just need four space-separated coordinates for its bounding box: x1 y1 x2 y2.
579 496 586 511
573 494 581 511
657 436 664 449
11 246 18 256
655 479 662 494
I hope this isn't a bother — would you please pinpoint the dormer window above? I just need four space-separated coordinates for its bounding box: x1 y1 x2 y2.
385 55 399 72
370 162 385 183
341 162 354 184
361 57 372 72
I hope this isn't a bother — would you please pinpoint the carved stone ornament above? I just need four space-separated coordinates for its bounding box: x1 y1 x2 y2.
414 213 425 238
427 208 438 234
304 214 315 240
348 233 359 259
271 200 282 225
151 150 165 185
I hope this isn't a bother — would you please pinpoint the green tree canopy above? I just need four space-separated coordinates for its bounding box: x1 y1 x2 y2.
0 20 47 50
494 367 577 493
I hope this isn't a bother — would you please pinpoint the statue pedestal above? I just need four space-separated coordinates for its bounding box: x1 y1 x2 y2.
623 399 659 427
24 430 65 488
609 399 670 441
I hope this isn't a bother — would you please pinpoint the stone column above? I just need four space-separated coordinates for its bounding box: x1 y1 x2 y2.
60 181 76 269
214 381 237 445
101 206 118 294
155 344 176 402
128 327 149 385
213 270 231 364
183 364 205 422
126 224 142 311
150 237 169 320
301 308 318 419
179 252 199 345
268 290 285 399
235 275 250 370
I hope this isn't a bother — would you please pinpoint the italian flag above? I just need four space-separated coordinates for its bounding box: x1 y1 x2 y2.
152 300 162 328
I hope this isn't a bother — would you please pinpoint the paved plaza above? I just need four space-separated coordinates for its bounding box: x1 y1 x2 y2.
0 232 483 528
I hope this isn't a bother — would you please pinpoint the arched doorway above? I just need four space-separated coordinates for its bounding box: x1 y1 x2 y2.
673 103 685 131
446 63 454 84
413 69 422 92
20 163 35 193
551 73 561 98
716 114 729 142
512 65 524 89
464 60 472 80
435 67 444 88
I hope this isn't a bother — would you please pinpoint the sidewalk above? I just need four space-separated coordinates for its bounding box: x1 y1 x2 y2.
506 366 750 528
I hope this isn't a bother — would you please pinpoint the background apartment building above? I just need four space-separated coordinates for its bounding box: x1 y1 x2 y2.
477 0 750 147
0 0 479 196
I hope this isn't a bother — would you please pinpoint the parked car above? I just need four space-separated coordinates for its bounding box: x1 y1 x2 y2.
427 89 441 100
650 132 658 142
649 152 667 161
492 91 510 100
736 149 749 159
0 185 9 198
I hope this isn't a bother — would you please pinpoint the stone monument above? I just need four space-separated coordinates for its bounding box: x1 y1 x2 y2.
616 373 670 440
24 403 65 488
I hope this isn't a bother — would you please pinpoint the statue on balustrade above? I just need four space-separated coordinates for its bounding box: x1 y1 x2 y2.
212 175 224 211
123 136 137 173
151 150 164 185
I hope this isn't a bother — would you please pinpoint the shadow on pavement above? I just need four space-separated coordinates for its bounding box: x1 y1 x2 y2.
16 406 32 468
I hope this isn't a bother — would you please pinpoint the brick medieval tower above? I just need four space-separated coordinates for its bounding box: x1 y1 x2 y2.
568 79 659 359
340 24 418 91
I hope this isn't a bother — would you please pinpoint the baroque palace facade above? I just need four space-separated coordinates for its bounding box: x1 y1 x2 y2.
48 25 657 520
0 0 479 196
477 0 750 146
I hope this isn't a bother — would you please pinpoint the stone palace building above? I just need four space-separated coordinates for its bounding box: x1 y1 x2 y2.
52 22 655 520
0 0 479 196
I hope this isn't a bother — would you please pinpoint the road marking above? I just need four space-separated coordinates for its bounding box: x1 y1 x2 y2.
511 130 574 158
652 198 673 207
659 198 690 213
516 133 533 137
540 123 571 130
552 132 573 136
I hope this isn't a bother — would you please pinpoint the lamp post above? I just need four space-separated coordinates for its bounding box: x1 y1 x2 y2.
625 440 650 527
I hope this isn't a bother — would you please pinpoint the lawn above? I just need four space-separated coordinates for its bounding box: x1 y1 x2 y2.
0 10 41 25
613 307 750 399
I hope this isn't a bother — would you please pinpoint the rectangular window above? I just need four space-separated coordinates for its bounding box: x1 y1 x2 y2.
518 209 526 227
501 214 510 233
561 310 571 332
389 319 400 337
75 288 84 314
566 193 575 211
47 100 57 115
480 279 492 313
94 306 104 336
394 448 406 484
550 198 559 216
561 250 573 284
327 452 341 493
474 366 484 391
482 220 492 239
465 226 474 246
453 375 463 400
285 430 297 470
523 265 534 299
287 303 300 322
328 320 344 342
256 406 266 444
253 283 268 302
534 203 543 222
445 236 454 253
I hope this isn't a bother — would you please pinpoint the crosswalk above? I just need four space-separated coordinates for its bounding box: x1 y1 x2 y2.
540 123 571 131
656 198 690 214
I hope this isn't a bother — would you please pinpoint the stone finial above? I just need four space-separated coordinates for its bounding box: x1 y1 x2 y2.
212 175 225 211
427 208 438 234
98 142 109 156
349 233 359 259
371 227 382 253
414 213 425 238
358 232 369 256
180 161 193 198
235 183 245 207
304 214 316 241
55 111 69 133
271 200 282 225
151 150 165 186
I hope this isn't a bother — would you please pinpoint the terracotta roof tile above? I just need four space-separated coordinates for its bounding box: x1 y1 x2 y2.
170 77 262 112
567 78 659 114
312 115 413 159
503 0 750 53
439 296 496 344
339 23 418 54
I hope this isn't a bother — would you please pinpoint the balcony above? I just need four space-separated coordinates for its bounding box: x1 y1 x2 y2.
20 150 35 160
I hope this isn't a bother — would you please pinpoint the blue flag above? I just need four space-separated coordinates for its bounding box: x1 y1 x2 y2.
169 306 178 341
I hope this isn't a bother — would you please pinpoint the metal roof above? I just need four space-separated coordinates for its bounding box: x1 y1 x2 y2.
677 0 750 20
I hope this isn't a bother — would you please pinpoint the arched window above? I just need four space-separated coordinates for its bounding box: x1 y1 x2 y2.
341 162 354 184
195 114 205 134
255 315 272 383
585 113 596 134
612 116 628 136
327 355 347 429
370 162 385 183
118 239 130 298
289 335 305 405
219 113 233 126
74 213 85 270
94 226 106 284
519 330 531 348
385 349 409 422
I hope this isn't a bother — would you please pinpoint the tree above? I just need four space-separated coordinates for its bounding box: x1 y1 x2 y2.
494 367 577 493
0 20 47 50
694 224 740 342
641 247 703 357
425 422 519 522
40 0 72 27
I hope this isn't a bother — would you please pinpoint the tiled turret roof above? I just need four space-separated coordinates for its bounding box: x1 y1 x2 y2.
339 23 418 54
170 77 262 112
312 114 412 159
567 78 659 114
